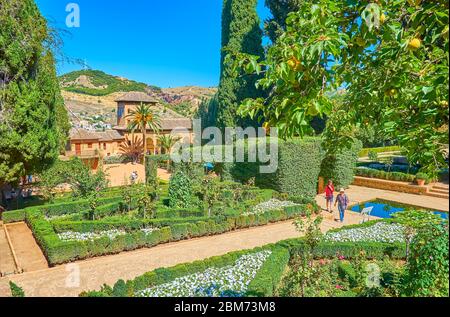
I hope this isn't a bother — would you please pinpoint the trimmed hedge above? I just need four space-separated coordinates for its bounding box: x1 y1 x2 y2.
359 146 402 158
355 167 416 183
320 140 362 189
278 238 406 260
1 196 123 223
145 155 170 186
247 246 290 297
28 202 316 266
80 237 406 297
217 138 324 199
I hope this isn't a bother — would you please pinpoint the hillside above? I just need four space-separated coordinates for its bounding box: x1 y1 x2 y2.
59 70 217 126
60 70 161 96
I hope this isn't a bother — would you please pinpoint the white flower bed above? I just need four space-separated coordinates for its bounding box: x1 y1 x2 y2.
243 199 299 216
58 227 160 242
141 227 160 235
325 222 405 243
135 250 272 297
58 230 127 242
46 214 71 221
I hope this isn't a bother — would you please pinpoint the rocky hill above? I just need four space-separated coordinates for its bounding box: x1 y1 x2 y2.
59 70 217 124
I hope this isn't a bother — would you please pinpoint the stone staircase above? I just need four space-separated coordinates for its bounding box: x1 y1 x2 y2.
426 183 449 199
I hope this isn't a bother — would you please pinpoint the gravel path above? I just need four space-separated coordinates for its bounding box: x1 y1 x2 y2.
0 222 16 276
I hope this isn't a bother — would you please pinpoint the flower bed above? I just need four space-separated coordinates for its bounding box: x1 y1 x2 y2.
325 222 405 243
58 230 127 242
242 199 299 216
58 227 161 242
136 251 272 297
80 238 406 297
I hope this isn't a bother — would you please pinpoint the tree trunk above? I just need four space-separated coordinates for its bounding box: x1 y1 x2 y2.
143 124 147 164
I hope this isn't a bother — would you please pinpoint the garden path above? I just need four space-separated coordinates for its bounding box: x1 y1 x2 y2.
0 221 16 276
104 163 170 187
4 222 48 273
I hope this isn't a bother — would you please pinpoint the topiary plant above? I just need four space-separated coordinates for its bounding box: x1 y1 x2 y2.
168 170 193 209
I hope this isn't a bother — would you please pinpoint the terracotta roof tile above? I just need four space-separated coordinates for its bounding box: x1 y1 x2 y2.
115 92 158 103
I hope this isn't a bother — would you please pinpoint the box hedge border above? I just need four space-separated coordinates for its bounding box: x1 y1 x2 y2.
1 195 124 223
27 202 319 266
80 237 406 297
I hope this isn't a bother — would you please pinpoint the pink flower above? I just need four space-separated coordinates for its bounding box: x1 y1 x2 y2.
319 259 327 266
335 285 343 290
338 255 345 261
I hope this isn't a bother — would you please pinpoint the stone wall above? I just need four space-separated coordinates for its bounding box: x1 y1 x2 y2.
352 176 428 195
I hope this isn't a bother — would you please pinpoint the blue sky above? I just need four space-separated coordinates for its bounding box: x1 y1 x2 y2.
35 0 271 88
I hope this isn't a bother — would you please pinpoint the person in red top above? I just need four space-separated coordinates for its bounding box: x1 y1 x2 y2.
325 180 335 213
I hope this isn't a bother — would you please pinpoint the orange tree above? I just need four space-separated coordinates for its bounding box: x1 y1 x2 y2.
231 0 449 177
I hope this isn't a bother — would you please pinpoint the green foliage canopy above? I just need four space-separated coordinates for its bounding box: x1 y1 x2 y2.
0 0 70 185
212 0 265 129
232 0 449 176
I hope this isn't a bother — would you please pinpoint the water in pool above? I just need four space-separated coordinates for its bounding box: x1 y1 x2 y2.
351 199 449 220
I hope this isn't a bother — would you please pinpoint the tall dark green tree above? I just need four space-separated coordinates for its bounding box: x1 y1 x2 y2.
264 0 302 43
213 0 264 129
0 0 69 187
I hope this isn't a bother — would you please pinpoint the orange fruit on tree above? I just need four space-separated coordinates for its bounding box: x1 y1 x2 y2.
288 56 302 71
408 38 422 50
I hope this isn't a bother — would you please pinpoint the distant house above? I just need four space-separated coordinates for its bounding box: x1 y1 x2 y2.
65 129 125 169
113 91 193 154
65 91 193 164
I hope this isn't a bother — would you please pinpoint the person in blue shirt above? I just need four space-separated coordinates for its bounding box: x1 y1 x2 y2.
334 188 349 223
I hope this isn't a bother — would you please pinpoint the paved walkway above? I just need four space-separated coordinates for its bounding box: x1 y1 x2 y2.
4 223 48 273
104 163 171 187
0 222 16 276
0 185 447 297
339 185 449 212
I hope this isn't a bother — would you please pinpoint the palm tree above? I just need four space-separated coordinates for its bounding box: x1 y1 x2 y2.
158 135 182 171
119 135 144 164
125 103 161 162
158 135 181 155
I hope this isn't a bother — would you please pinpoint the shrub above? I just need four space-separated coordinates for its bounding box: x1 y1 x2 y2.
359 146 402 158
368 150 379 162
9 282 25 297
145 156 160 187
217 138 324 199
355 167 416 183
112 280 130 297
1 209 27 223
404 223 449 297
1 196 124 223
168 170 193 209
103 156 132 165
247 246 290 296
320 140 362 189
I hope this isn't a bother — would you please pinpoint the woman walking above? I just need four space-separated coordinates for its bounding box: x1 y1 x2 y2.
325 180 335 213
335 188 349 223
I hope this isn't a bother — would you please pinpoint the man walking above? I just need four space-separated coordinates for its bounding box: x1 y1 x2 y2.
335 188 349 223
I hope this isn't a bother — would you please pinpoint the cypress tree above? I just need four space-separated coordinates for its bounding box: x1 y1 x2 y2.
214 0 264 130
264 0 302 43
0 0 69 187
